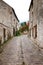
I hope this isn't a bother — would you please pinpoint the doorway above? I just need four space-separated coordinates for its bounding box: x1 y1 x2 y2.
3 28 6 41
13 28 15 36
34 25 37 38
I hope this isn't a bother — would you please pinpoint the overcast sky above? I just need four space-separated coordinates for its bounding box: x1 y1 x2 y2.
3 0 31 22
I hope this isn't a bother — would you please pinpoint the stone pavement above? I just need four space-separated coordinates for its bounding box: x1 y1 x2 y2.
0 35 43 65
21 35 43 65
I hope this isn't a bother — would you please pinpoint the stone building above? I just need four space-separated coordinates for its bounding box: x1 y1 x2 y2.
12 8 19 35
0 0 19 44
17 22 21 30
29 0 43 48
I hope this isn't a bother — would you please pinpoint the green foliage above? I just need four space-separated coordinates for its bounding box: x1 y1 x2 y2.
15 30 21 36
21 22 26 26
20 22 29 33
26 25 29 31
19 25 29 33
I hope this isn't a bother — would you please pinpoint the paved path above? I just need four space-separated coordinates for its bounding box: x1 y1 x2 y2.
0 35 43 65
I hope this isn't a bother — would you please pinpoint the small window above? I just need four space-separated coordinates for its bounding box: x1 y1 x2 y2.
32 11 33 15
14 19 15 21
10 12 12 14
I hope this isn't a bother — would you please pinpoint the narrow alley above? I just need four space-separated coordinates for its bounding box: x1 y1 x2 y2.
0 35 43 65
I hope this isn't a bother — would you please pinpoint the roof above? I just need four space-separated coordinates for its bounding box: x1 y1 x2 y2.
29 0 33 11
2 0 12 9
12 8 19 22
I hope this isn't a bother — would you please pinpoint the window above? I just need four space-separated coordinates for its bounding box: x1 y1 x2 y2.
10 12 12 14
14 19 15 21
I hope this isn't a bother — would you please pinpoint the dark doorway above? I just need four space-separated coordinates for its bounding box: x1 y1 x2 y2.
32 28 34 37
13 28 15 36
34 25 37 38
3 28 6 41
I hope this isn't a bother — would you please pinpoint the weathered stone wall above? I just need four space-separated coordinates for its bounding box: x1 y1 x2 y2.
29 4 34 37
33 0 38 26
0 0 18 43
29 0 38 39
0 0 12 27
29 0 43 47
0 0 12 43
37 0 43 47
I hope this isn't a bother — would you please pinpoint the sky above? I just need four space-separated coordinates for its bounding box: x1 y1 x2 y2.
3 0 31 23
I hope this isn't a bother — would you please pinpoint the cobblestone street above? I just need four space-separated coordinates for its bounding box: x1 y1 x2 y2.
0 35 43 65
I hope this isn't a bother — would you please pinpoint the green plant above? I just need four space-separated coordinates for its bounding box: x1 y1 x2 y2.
15 30 21 36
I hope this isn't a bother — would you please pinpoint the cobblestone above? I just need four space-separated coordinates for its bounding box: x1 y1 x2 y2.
0 35 43 65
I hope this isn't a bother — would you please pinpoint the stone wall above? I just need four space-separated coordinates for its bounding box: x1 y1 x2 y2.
29 0 43 48
0 0 18 44
37 0 43 47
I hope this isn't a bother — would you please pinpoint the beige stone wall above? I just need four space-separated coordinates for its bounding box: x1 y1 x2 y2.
37 0 43 47
0 0 18 44
11 9 19 32
0 0 12 43
29 0 43 47
33 0 38 26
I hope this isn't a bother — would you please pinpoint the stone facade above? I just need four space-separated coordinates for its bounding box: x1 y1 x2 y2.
0 0 19 44
17 22 21 30
29 0 43 48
